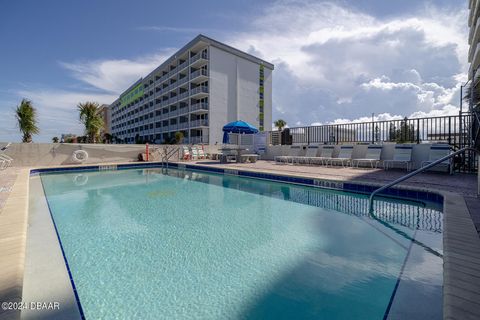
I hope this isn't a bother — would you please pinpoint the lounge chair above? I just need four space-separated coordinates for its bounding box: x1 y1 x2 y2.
182 146 191 160
352 145 383 168
190 146 199 160
294 145 320 165
197 146 206 159
0 143 13 168
383 145 413 171
275 145 303 164
327 146 353 167
239 154 259 163
308 145 335 165
421 144 451 173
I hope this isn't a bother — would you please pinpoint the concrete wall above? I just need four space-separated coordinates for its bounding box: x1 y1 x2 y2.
1 143 216 167
263 143 448 171
209 46 273 145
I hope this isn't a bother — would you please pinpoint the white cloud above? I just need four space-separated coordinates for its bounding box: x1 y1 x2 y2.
226 0 468 126
59 52 172 94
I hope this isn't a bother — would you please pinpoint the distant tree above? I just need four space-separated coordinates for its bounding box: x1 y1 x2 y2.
77 101 104 143
52 137 59 143
174 131 184 144
103 133 112 144
15 99 39 143
389 117 416 143
274 119 287 131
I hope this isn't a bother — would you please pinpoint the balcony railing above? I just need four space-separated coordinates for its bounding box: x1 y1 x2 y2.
177 91 190 101
190 51 208 64
178 122 189 130
177 60 188 71
177 76 189 86
190 119 209 127
189 136 209 144
190 86 209 95
178 107 189 115
190 102 209 112
190 69 209 79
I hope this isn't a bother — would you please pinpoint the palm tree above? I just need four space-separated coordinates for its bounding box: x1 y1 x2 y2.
174 131 184 144
52 137 59 143
274 119 287 131
77 102 104 143
15 99 39 143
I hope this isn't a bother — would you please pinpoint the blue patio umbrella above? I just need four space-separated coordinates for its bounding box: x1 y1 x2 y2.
222 120 259 144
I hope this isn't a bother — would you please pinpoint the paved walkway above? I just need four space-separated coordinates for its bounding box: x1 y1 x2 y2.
193 160 478 197
0 168 19 215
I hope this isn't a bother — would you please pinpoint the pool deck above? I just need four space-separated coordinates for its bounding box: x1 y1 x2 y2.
0 161 479 320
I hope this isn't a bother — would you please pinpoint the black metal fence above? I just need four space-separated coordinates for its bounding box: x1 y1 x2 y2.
267 113 478 172
268 114 472 146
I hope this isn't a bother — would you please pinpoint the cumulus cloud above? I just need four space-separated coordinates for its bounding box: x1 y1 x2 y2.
1 0 468 142
59 52 172 94
226 0 468 126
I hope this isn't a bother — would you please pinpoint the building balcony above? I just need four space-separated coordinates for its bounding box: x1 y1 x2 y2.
472 42 480 72
178 122 189 130
190 69 209 82
189 136 209 144
177 91 190 101
177 76 189 86
470 20 480 60
178 60 188 71
190 102 209 113
190 52 209 67
190 86 209 97
190 119 209 127
168 124 178 132
178 107 189 115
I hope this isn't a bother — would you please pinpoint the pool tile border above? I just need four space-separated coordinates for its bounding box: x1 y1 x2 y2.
0 161 477 319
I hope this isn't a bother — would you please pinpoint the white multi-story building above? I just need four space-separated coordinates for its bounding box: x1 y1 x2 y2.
469 0 480 81
109 35 274 145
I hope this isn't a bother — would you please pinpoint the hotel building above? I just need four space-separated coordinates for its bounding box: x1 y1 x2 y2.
109 35 274 144
469 0 480 82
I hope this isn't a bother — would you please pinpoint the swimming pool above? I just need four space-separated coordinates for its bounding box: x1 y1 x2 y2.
37 167 443 319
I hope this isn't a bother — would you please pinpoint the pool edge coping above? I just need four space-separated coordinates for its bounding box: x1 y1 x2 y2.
1 162 479 320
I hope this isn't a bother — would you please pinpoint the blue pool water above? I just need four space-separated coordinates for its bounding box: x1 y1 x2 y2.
39 168 443 319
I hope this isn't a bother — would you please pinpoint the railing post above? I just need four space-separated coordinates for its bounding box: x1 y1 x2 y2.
448 116 452 145
416 119 420 144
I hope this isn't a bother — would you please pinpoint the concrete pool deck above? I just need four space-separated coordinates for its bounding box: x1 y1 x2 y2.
0 160 479 319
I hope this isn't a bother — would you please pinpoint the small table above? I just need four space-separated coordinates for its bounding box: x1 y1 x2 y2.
219 147 247 163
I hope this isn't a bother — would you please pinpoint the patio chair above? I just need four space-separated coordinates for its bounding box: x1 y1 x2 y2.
197 146 206 159
190 146 199 160
308 145 335 165
327 145 354 167
182 146 191 160
294 145 320 165
0 143 13 168
421 144 452 173
274 145 303 164
352 145 383 168
383 145 413 171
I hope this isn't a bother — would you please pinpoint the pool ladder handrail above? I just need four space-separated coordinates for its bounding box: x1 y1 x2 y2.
161 146 180 169
368 147 479 213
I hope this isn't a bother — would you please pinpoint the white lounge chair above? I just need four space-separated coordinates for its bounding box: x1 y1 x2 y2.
310 145 335 165
352 145 382 168
275 145 303 164
190 146 199 160
294 145 320 165
196 146 206 159
384 145 413 171
0 143 13 168
421 144 451 173
327 146 354 167
182 146 191 160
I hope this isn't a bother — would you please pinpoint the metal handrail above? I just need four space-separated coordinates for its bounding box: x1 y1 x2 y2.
368 147 479 213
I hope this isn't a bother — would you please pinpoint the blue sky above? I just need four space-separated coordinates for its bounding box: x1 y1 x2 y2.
0 0 468 142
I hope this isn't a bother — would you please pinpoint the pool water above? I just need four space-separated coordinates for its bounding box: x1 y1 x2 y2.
39 168 443 319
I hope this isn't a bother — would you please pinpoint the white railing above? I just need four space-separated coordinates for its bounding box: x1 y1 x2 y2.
189 136 209 144
190 69 208 79
190 119 209 127
190 102 209 112
190 86 209 95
